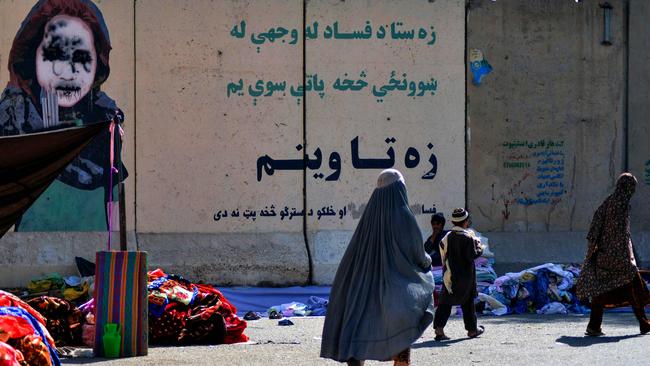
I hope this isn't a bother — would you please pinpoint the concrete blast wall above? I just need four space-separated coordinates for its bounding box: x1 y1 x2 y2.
136 0 465 284
1 0 648 286
0 0 465 286
467 0 650 273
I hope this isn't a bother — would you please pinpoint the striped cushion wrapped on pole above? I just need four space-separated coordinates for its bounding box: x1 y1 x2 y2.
94 251 148 357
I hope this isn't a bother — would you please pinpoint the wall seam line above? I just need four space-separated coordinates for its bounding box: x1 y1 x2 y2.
133 0 138 249
302 0 314 285
623 0 630 172
465 1 469 210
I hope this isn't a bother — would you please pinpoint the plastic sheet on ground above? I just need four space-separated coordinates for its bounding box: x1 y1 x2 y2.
218 286 331 316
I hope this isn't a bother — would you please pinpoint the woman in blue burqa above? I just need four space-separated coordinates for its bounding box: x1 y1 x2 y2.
321 169 435 366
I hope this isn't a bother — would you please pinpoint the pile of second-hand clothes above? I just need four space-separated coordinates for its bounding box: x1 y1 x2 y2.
71 268 250 347
0 290 62 366
0 266 250 365
18 258 96 307
429 230 589 317
477 263 586 316
23 274 92 305
461 231 588 316
147 268 248 345
25 297 87 348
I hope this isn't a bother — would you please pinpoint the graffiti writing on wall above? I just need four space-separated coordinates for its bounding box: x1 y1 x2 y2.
645 160 650 185
224 10 457 224
214 204 437 222
227 19 440 105
230 20 437 52
500 139 566 206
227 72 437 104
256 137 437 182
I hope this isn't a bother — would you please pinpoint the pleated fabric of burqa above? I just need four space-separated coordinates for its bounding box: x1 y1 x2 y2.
320 169 435 362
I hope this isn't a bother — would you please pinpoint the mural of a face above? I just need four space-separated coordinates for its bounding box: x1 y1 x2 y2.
36 15 97 108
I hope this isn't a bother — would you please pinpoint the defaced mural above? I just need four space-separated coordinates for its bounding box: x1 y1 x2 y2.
0 0 126 231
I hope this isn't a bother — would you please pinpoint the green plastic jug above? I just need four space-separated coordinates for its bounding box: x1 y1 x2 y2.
103 323 121 358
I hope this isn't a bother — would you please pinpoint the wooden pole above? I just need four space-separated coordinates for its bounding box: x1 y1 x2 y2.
119 181 127 251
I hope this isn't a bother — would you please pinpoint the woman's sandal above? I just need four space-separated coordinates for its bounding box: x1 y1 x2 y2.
584 327 605 337
467 325 485 338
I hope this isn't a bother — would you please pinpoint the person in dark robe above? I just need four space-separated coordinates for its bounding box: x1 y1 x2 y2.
433 207 484 341
320 169 435 366
424 212 447 267
576 173 650 336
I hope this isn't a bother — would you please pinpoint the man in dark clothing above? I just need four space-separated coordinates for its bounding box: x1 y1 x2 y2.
424 213 447 267
433 208 485 341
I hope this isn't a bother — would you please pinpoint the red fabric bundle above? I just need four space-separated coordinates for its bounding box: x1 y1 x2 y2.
0 291 55 350
195 284 248 344
0 316 34 340
147 269 248 345
0 317 51 366
0 341 24 366
0 292 47 328
149 303 188 344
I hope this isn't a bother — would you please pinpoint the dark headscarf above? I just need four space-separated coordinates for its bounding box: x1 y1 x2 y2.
320 169 434 362
576 173 639 300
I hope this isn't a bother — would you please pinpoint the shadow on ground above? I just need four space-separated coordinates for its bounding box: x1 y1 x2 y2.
412 337 477 348
555 334 641 347
61 358 111 364
478 312 645 326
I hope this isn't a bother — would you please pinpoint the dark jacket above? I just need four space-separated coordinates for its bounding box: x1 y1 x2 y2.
438 227 483 305
424 230 448 267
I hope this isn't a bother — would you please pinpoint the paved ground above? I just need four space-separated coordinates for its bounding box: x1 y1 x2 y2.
61 313 649 365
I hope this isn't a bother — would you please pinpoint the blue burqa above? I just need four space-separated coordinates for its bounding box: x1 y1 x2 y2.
320 169 435 362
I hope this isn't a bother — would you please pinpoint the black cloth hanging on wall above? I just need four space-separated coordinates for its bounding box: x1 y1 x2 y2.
0 121 109 238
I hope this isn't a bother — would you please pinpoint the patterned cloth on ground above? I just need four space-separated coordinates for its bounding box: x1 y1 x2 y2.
26 297 83 347
147 269 248 345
